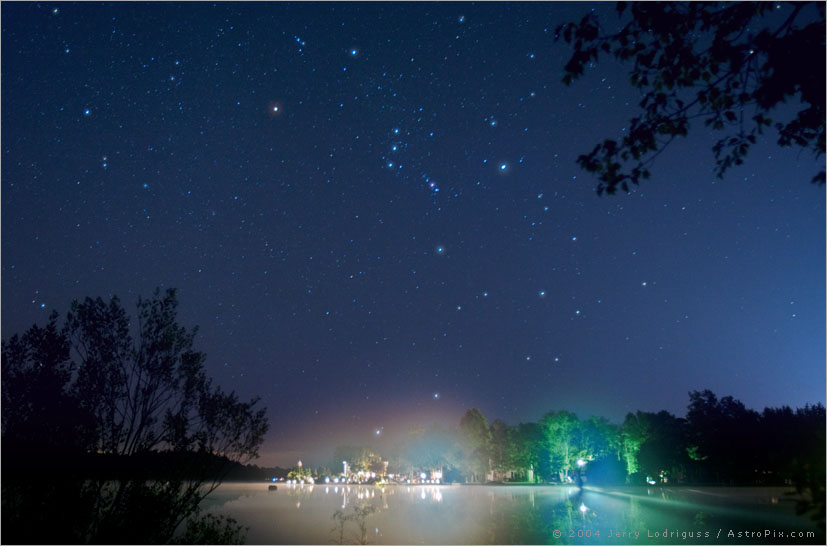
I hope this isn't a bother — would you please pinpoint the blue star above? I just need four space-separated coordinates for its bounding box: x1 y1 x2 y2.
83 108 91 116
435 246 445 255
499 163 507 171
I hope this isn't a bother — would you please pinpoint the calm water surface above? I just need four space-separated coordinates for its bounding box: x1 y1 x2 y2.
202 482 823 544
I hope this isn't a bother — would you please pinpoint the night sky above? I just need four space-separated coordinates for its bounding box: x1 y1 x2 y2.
2 2 824 467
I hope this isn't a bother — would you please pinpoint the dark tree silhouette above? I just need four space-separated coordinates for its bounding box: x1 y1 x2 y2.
1 288 269 544
685 389 762 484
1 311 94 458
556 2 825 194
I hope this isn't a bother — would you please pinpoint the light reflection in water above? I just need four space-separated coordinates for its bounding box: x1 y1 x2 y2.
203 484 822 545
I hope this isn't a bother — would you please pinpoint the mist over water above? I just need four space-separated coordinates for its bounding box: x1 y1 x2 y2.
202 483 822 544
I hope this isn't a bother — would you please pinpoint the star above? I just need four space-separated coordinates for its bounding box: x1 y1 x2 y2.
268 101 283 117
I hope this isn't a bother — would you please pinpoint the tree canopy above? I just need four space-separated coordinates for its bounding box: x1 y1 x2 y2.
1 288 269 543
556 2 825 194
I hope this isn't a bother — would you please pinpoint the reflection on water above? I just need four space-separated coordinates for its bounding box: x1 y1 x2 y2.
203 483 823 545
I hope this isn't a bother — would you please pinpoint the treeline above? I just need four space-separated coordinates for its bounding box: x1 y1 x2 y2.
4 448 288 483
1 289 268 544
327 391 824 527
452 391 825 490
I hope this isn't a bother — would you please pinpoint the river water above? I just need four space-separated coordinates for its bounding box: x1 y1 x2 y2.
201 482 823 544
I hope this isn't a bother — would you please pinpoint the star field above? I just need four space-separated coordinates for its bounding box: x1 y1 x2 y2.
2 2 824 466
